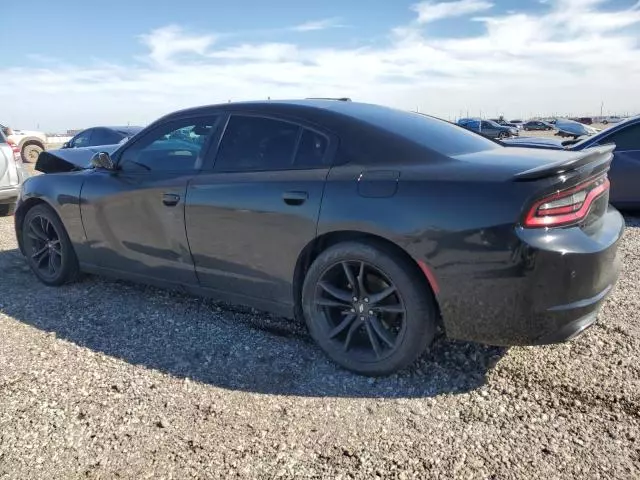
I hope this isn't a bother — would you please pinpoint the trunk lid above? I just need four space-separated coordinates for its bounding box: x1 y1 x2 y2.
453 145 614 183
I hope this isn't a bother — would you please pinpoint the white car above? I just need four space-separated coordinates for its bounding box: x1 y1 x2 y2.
0 129 29 215
1 123 47 163
602 116 625 124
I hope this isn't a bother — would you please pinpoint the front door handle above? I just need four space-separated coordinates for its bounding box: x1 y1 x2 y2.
162 193 181 206
282 191 308 206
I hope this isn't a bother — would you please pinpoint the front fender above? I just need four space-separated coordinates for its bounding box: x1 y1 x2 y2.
15 173 86 255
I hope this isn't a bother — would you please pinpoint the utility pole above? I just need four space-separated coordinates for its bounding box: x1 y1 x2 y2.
600 101 604 118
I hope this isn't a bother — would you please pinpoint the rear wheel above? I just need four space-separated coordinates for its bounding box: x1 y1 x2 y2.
22 142 44 163
22 204 80 286
302 241 437 376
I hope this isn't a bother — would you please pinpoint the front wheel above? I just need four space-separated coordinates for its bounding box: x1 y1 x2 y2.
302 241 437 376
22 204 80 286
498 132 508 139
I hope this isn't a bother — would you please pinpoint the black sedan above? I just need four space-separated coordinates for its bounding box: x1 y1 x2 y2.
62 126 144 149
522 121 553 131
503 115 640 209
15 100 623 376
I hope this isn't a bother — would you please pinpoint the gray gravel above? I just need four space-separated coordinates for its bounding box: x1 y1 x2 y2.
0 212 639 479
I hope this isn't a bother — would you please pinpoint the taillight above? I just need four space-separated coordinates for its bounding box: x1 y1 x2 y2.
523 175 610 228
7 140 21 163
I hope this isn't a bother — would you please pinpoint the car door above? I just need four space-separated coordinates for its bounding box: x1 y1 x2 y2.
80 114 221 285
481 121 498 137
593 122 640 206
186 113 335 308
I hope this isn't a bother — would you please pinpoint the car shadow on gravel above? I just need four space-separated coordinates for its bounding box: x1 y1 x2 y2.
0 247 507 399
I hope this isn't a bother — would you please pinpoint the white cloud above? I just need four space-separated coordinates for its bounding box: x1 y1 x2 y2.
412 0 493 23
139 25 217 66
2 0 640 130
291 17 344 32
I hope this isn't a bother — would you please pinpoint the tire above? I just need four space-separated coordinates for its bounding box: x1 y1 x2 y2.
22 203 80 286
21 142 44 163
498 132 507 140
301 241 437 376
0 203 16 216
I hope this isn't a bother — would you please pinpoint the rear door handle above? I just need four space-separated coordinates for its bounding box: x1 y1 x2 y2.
282 191 308 206
162 193 181 206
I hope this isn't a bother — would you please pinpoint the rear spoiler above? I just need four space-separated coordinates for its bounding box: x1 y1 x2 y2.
513 144 615 181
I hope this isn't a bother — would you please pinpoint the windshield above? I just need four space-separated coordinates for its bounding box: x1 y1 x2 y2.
339 104 501 156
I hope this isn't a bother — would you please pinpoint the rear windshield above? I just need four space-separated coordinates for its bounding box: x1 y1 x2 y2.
341 103 501 156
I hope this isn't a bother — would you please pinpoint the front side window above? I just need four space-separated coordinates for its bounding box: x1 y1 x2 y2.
214 116 300 172
119 116 218 172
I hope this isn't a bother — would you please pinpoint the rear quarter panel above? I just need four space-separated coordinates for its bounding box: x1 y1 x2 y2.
317 161 543 336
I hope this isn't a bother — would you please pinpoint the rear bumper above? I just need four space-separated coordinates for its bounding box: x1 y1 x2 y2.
0 185 20 204
433 207 624 346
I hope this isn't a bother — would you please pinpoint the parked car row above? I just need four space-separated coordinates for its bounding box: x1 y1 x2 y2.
13 99 628 376
456 118 519 139
503 115 640 210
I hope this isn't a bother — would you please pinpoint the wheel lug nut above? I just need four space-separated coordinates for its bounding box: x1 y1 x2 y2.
364 298 369 303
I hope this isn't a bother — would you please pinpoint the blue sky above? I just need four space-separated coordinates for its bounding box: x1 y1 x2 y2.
3 0 640 130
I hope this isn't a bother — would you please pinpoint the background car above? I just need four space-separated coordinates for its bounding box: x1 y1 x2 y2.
457 118 518 139
522 120 553 131
17 100 623 376
61 126 144 149
0 129 28 216
602 116 624 124
503 115 640 209
1 123 48 163
571 117 593 125
490 118 522 130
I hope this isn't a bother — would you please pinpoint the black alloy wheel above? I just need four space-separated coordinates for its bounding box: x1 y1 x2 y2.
23 204 79 285
302 241 437 376
26 213 62 281
315 260 406 361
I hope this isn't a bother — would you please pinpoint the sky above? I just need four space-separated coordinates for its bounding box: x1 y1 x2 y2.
3 0 640 131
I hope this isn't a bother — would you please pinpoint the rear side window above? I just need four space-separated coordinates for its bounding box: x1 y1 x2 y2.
295 129 329 167
91 128 123 146
600 124 640 151
214 115 330 172
336 104 500 156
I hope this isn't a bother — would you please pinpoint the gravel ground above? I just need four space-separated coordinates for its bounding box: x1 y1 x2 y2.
1 208 639 479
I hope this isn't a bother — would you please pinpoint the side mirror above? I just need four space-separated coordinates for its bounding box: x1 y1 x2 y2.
90 152 115 170
62 142 70 148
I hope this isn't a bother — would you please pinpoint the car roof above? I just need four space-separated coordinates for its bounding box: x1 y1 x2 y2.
80 125 143 135
163 99 436 127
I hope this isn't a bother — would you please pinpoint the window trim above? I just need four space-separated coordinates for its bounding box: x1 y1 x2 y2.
204 112 337 173
113 114 223 174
